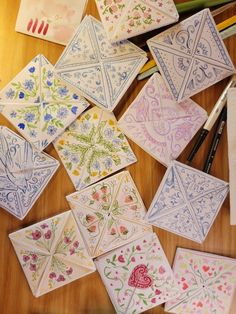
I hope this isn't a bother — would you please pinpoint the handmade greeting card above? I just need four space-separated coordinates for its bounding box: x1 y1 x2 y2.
15 0 88 45
0 54 89 151
95 232 180 313
146 161 229 243
147 9 235 102
95 0 179 43
9 211 96 297
53 107 137 190
0 126 59 220
55 15 147 111
118 73 207 166
67 171 151 257
165 248 236 314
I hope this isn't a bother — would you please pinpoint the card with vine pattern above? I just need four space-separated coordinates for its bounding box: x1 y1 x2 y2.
67 171 152 257
9 211 96 297
147 9 235 102
165 248 236 314
95 0 179 43
15 0 88 45
146 161 229 243
0 126 59 220
53 107 137 190
54 15 147 112
0 54 89 151
118 73 207 166
95 232 180 313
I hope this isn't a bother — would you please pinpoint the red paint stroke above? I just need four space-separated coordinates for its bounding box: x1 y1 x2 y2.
27 18 33 31
43 23 49 35
38 21 44 34
32 18 38 33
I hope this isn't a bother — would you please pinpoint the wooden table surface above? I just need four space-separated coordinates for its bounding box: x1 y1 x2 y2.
0 1 236 313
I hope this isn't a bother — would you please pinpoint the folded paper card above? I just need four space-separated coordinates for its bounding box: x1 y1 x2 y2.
0 126 59 219
227 88 236 225
118 73 207 166
148 9 235 102
146 161 229 243
15 0 88 45
53 107 136 190
0 54 89 151
9 211 96 297
55 15 147 111
165 248 236 314
95 232 180 314
67 171 151 257
95 0 179 43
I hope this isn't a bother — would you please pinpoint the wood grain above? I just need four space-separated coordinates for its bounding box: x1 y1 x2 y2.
0 1 236 313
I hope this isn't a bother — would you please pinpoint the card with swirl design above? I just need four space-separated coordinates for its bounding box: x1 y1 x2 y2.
54 15 147 112
118 73 207 166
0 54 89 151
67 171 151 257
148 9 235 102
53 107 137 191
9 211 96 297
95 0 179 43
146 160 229 243
0 126 59 220
165 248 236 314
95 232 180 313
15 0 88 45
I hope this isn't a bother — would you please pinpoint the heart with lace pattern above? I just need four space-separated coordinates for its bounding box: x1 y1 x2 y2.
128 264 153 289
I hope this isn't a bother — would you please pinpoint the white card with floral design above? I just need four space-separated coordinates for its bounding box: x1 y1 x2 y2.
118 73 207 166
95 0 179 43
147 9 235 102
53 107 137 190
146 161 229 243
95 232 180 313
67 171 151 257
9 211 96 297
55 15 147 111
15 0 88 45
0 54 89 151
0 126 59 220
165 248 236 314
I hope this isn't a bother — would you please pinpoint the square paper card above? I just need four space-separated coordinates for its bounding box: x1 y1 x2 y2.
95 232 180 314
148 9 235 102
9 211 96 297
53 107 137 190
95 0 179 42
165 248 236 314
15 0 88 45
67 171 151 257
118 73 207 166
55 15 147 112
0 54 89 151
146 161 229 243
0 126 59 220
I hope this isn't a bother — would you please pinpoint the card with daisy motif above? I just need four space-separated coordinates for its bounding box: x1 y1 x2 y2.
95 232 180 314
53 107 137 190
95 0 179 43
146 161 229 243
118 73 207 166
165 248 236 314
0 54 89 151
54 15 147 111
147 9 235 102
0 126 59 220
66 171 152 257
9 211 96 297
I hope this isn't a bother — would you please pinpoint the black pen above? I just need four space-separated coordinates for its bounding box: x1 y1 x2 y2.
203 107 227 174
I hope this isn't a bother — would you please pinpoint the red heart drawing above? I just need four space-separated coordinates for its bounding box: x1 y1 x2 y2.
197 301 203 307
202 265 210 272
128 264 153 289
183 282 189 290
